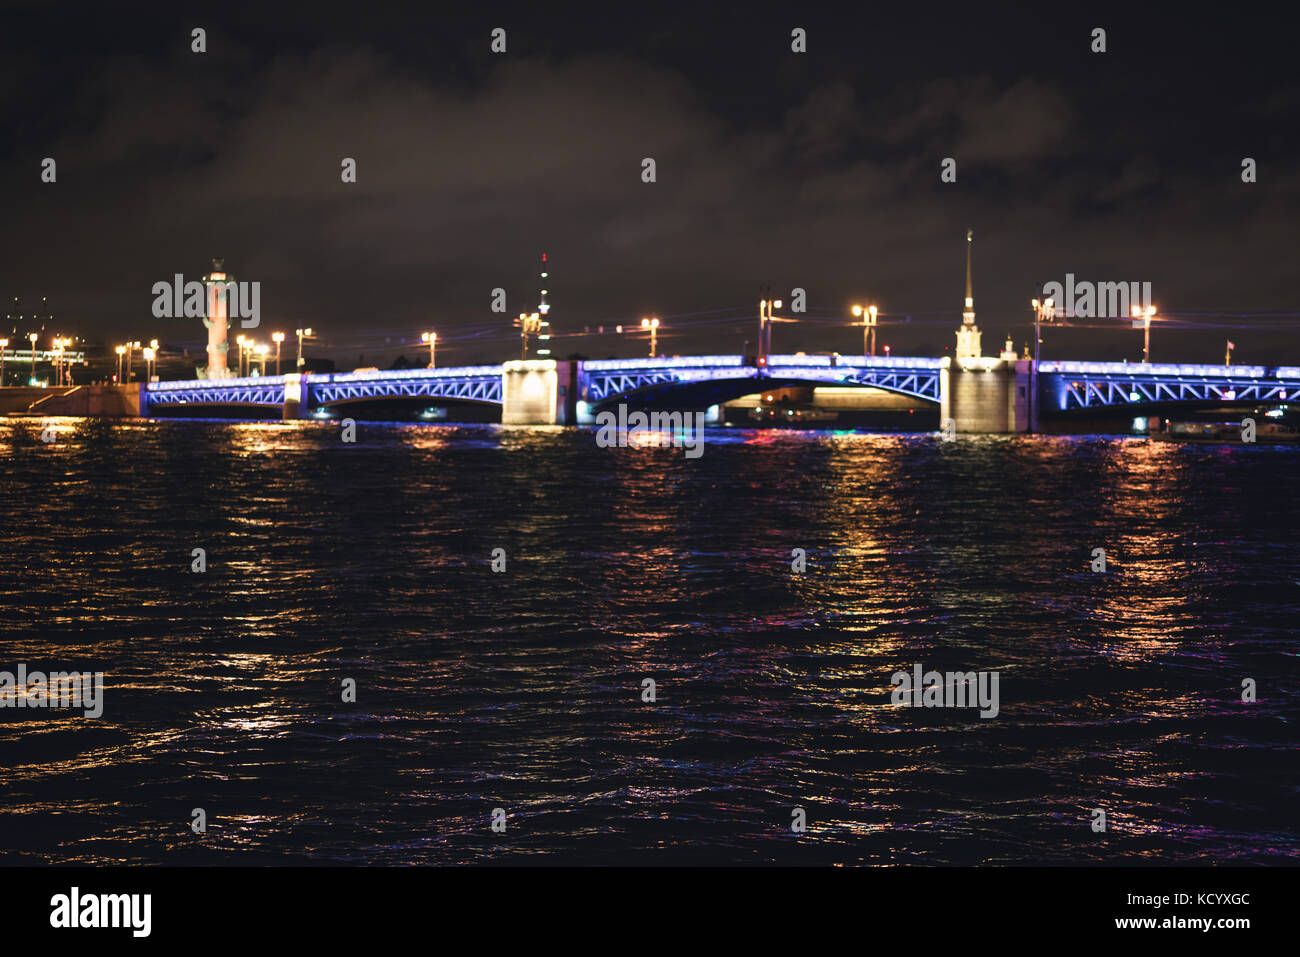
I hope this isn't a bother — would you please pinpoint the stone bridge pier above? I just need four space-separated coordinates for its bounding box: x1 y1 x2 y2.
939 357 1030 433
501 359 579 425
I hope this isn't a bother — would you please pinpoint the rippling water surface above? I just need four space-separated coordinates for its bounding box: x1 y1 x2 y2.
1 417 1297 864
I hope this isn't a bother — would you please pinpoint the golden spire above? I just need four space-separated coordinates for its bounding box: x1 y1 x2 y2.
965 229 973 304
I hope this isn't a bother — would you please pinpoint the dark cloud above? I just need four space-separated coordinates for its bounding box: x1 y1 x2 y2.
1 2 1297 367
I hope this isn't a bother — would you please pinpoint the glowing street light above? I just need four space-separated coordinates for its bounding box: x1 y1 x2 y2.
851 303 879 357
1131 304 1156 364
28 333 38 384
295 327 314 370
126 341 141 382
421 330 437 368
53 336 73 386
115 345 126 382
640 317 660 357
1029 297 1055 433
253 343 269 376
514 313 540 360
272 331 285 375
758 296 783 363
142 346 156 382
0 337 7 387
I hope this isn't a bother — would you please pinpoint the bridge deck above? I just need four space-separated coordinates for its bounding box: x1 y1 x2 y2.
141 356 1300 413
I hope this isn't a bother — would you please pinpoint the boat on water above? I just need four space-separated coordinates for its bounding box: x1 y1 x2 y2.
1150 407 1299 444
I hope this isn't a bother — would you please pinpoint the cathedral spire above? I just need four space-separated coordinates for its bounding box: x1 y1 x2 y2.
955 228 982 360
964 229 973 309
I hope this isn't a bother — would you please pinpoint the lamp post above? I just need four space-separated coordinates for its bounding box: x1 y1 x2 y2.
515 313 539 360
0 338 7 386
55 336 70 385
272 332 285 375
758 296 782 364
295 328 314 370
115 345 125 382
851 304 879 357
640 317 660 357
1030 297 1054 434
421 331 437 368
142 346 156 382
254 343 269 376
29 332 38 383
1131 304 1156 363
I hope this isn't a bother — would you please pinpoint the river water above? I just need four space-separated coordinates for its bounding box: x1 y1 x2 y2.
1 417 1296 864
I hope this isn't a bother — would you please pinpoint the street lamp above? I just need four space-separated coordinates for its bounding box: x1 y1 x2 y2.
758 297 783 363
421 330 437 368
0 337 7 386
142 346 156 382
54 336 74 385
28 332 38 384
640 317 660 357
126 341 141 381
514 313 539 360
1030 297 1055 433
295 328 314 370
254 343 269 376
235 335 247 376
1131 304 1156 364
851 304 879 357
272 331 285 375
115 345 126 382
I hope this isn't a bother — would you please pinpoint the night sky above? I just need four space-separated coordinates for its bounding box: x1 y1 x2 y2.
3 1 1297 367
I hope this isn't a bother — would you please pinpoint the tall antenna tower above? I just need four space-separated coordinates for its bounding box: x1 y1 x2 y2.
536 253 552 357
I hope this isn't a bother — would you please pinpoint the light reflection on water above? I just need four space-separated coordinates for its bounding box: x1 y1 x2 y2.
0 417 1297 864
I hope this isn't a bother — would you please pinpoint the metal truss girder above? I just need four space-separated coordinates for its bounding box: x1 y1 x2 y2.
312 376 500 405
147 385 284 405
1057 373 1297 409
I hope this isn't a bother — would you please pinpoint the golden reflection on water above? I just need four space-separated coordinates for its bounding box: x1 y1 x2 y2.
1094 440 1200 662
3 423 1293 864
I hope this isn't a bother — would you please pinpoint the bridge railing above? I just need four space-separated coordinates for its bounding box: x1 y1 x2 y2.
147 372 286 392
769 354 945 369
582 355 746 371
304 365 502 384
1039 360 1274 378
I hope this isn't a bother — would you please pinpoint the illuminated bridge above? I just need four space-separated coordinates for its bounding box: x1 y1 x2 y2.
139 355 1300 431
146 366 503 412
581 354 945 405
1039 361 1300 410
